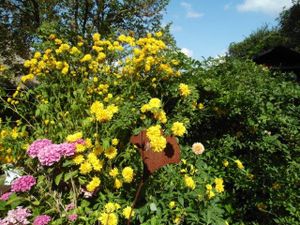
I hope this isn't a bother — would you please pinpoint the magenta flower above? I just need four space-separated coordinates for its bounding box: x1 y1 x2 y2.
58 143 76 157
68 214 78 222
11 175 36 192
0 192 12 201
74 138 85 145
27 139 52 158
33 215 51 225
37 144 62 166
65 203 75 211
0 207 31 224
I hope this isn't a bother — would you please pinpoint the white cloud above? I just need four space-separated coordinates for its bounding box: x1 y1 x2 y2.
180 2 204 18
181 48 194 57
237 0 292 14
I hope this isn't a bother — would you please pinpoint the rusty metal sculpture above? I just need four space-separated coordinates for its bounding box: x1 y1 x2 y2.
127 130 181 224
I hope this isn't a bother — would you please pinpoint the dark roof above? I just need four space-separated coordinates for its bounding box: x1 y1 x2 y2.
253 46 300 67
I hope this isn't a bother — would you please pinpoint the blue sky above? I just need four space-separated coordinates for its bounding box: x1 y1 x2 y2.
163 0 293 59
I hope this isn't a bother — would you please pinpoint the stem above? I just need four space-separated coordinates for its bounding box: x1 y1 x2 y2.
127 178 144 225
0 96 35 129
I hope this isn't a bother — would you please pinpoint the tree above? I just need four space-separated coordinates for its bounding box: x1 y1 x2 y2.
228 26 288 59
0 0 170 65
279 0 300 51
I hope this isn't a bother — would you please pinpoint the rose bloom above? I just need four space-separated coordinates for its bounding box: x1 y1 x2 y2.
192 142 205 155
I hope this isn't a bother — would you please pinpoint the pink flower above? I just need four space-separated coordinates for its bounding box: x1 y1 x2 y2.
65 203 75 211
33 215 51 225
1 207 31 224
68 214 78 222
27 139 52 158
74 139 85 145
0 192 12 201
58 143 76 157
37 144 61 166
11 175 36 192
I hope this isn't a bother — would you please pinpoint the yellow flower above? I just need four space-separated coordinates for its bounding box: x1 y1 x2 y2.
198 103 205 110
148 98 161 109
11 128 19 139
122 206 134 219
104 202 120 213
66 132 83 142
214 178 225 193
86 177 101 192
93 33 101 42
206 184 213 191
85 138 93 148
80 54 92 62
153 110 167 123
76 144 86 153
79 161 92 174
235 160 244 169
98 212 118 225
104 147 117 159
109 168 119 177
206 184 215 199
179 83 191 97
122 167 134 183
171 122 186 137
223 160 229 167
155 31 163 37
169 201 176 209
207 190 215 199
184 175 196 190
114 178 123 189
73 155 84 165
112 138 119 146
150 136 167 152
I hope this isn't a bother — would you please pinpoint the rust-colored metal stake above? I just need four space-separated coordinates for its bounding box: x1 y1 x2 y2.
126 178 145 225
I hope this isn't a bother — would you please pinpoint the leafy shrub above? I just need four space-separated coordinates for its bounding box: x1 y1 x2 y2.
184 57 300 225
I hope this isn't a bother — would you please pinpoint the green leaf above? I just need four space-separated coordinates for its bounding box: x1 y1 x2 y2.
55 172 64 186
64 170 78 182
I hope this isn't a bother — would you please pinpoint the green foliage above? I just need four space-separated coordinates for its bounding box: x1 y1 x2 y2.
183 57 300 224
228 26 288 59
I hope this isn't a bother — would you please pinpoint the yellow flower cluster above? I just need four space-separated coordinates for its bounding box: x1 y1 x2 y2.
171 122 186 137
98 203 120 225
206 184 215 199
86 177 101 192
146 125 166 152
214 178 225 193
184 175 196 190
141 98 167 123
179 83 191 97
66 132 83 142
90 101 118 122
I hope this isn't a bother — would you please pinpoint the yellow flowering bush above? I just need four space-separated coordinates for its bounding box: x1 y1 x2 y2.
0 32 228 224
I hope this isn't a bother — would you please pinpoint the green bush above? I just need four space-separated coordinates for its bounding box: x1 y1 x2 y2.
184 57 300 225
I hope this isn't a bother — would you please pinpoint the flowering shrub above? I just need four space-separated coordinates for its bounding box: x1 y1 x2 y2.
0 33 227 224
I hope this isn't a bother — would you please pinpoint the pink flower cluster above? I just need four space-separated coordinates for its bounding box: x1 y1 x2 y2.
68 214 78 222
0 192 12 201
11 175 36 193
27 139 76 166
33 215 51 225
0 207 31 225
